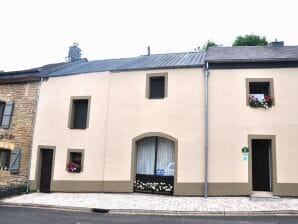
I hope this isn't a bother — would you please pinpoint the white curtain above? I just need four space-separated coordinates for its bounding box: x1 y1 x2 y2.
156 138 174 176
136 137 155 175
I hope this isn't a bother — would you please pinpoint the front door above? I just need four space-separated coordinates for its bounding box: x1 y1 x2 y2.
39 149 53 193
252 139 271 191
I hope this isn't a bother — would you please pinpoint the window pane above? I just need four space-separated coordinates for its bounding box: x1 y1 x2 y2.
249 82 270 96
136 137 155 175
70 152 82 166
156 138 174 176
149 76 165 99
0 149 11 171
73 99 88 129
0 102 5 124
69 152 82 172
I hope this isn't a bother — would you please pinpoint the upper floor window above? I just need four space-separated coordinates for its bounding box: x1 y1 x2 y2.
146 73 168 99
246 78 275 108
0 149 11 171
69 97 91 129
0 101 14 129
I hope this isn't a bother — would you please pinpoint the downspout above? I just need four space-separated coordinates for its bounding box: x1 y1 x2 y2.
204 62 209 198
26 77 43 193
102 73 111 191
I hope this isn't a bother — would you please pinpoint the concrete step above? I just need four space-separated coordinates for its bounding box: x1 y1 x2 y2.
250 191 280 201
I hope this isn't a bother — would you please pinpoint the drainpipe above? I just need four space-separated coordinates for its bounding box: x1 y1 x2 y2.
26 77 44 193
204 62 209 198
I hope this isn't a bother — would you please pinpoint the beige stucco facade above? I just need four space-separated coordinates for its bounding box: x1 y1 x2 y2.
208 67 298 196
29 66 298 196
30 68 205 195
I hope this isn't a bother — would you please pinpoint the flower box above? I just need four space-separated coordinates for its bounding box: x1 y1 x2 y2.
133 180 173 193
249 95 273 109
66 162 81 173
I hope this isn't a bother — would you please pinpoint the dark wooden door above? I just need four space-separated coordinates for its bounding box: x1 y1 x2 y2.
252 140 271 191
39 149 53 193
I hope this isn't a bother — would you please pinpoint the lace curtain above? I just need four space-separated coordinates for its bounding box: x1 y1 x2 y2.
136 137 155 175
136 137 174 176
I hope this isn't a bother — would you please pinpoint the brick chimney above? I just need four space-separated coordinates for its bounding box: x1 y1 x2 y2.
67 43 81 62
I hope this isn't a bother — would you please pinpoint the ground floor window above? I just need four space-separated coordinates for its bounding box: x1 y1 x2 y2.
0 149 11 171
66 149 84 173
135 137 174 194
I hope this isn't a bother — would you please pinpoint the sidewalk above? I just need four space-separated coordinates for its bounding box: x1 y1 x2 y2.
2 192 298 215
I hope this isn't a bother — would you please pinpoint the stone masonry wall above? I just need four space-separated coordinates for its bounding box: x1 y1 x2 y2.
0 81 39 188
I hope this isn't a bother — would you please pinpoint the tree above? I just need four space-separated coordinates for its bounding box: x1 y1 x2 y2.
202 40 219 50
233 34 268 46
195 40 220 51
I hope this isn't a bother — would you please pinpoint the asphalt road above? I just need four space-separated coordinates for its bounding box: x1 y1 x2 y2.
0 206 298 224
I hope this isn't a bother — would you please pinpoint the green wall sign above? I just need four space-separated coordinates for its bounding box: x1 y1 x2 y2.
242 147 249 153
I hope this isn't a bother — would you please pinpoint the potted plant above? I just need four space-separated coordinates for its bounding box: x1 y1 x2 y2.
133 180 173 194
248 95 273 109
66 162 81 173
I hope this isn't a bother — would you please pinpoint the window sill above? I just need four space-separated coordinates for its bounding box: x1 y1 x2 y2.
67 171 82 173
247 105 274 109
147 97 166 100
69 128 88 130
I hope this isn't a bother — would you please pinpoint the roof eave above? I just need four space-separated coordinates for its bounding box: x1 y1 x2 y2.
0 76 41 84
0 69 40 76
207 60 298 69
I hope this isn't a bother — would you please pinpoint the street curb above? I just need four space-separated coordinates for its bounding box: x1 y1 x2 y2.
110 209 298 216
0 202 92 213
1 202 298 216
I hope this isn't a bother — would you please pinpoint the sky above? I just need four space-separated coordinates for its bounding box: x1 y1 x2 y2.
1 0 298 71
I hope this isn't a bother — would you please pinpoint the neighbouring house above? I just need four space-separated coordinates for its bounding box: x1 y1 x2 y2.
0 44 86 195
0 68 40 193
205 41 298 196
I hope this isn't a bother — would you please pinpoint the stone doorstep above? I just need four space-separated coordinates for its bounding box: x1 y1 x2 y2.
250 191 281 201
1 202 298 216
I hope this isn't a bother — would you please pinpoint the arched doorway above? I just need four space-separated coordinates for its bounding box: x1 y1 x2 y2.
134 136 175 195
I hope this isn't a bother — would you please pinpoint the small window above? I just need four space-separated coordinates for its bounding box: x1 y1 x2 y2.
66 149 84 173
0 100 14 129
149 76 165 99
246 78 275 107
69 97 90 129
146 73 168 99
0 149 11 171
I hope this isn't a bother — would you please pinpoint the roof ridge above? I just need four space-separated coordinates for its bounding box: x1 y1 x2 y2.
209 45 298 49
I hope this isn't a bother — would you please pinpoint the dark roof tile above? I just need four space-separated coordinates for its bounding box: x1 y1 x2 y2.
48 51 205 77
206 46 298 63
